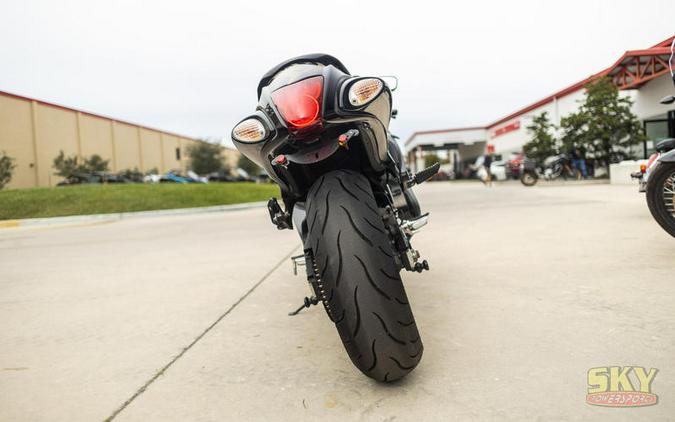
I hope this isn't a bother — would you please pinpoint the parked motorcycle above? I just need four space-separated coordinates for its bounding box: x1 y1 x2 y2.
231 54 438 382
633 38 675 237
520 153 580 186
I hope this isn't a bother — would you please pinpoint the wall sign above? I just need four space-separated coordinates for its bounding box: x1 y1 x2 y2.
493 120 521 138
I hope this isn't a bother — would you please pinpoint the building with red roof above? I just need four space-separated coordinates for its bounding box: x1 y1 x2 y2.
405 36 675 174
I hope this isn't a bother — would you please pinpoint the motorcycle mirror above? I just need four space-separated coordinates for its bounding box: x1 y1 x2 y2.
380 76 399 91
670 39 674 87
660 95 675 105
391 109 398 119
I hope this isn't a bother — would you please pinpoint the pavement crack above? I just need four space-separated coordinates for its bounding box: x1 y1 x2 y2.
104 246 299 421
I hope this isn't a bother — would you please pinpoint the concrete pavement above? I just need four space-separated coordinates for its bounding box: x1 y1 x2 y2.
1 182 674 421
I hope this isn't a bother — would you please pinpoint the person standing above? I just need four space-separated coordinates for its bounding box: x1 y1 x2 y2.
568 145 588 179
483 145 494 187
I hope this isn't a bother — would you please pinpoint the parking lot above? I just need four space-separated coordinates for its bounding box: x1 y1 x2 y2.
1 181 674 421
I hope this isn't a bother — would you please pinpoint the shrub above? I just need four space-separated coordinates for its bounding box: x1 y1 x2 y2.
237 154 260 177
53 151 110 178
119 168 144 182
0 151 16 190
186 142 224 175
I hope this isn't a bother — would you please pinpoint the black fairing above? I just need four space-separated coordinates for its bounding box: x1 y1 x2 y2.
257 54 350 99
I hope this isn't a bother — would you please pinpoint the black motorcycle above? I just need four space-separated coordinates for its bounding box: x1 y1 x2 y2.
640 38 675 237
520 153 580 186
231 54 438 382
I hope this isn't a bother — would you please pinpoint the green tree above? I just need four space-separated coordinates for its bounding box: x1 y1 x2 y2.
119 168 144 183
53 151 110 178
237 154 260 177
560 77 644 168
522 112 558 163
186 142 224 175
0 151 16 190
53 151 80 178
84 154 109 172
424 153 440 168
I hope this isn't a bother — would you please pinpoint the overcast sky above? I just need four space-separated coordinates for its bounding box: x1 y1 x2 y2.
1 0 672 146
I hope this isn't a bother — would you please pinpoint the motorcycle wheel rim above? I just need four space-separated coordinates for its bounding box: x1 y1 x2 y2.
662 170 675 216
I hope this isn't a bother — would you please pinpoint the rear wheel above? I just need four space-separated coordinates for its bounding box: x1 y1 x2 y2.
646 162 675 237
304 170 423 382
521 171 538 186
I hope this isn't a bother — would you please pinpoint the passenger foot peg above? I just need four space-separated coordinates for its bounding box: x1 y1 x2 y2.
414 162 440 185
268 198 291 230
414 260 429 273
288 296 319 316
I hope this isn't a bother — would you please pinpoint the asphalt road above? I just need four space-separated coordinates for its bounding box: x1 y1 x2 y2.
1 181 674 421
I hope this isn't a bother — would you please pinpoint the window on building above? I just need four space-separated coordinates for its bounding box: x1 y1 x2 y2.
175 147 181 161
644 119 669 157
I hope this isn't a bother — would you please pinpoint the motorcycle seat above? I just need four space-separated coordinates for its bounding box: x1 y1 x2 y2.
656 138 675 153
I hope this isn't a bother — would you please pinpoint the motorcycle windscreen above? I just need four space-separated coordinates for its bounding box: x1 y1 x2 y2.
266 63 325 94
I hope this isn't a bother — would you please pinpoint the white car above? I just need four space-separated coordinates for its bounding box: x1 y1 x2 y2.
490 160 508 181
472 156 506 182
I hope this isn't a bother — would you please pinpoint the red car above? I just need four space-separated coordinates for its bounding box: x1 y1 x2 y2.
506 153 525 179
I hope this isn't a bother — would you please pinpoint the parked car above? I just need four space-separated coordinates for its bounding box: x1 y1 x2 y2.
57 172 129 186
430 164 455 181
468 156 501 182
489 160 508 181
506 153 524 179
207 170 237 182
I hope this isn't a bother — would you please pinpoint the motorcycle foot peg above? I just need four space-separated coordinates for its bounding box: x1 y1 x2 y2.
267 197 291 230
414 163 441 185
414 260 429 273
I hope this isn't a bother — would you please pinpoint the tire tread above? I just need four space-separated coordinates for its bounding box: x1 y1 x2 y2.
305 170 423 382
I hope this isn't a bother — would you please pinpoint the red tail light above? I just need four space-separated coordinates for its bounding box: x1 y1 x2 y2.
271 76 323 129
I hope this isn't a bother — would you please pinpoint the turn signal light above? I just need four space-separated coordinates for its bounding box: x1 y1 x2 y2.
640 164 647 173
348 78 383 107
272 76 323 129
232 119 266 143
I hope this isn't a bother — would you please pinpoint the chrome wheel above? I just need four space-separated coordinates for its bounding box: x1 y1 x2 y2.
647 163 675 237
662 171 675 216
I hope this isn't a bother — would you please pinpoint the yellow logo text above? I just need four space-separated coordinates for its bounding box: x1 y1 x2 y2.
586 366 658 407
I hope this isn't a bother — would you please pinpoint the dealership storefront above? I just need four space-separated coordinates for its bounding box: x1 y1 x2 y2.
405 36 675 174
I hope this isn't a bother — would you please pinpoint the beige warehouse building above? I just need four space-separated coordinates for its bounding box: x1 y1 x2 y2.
0 90 239 189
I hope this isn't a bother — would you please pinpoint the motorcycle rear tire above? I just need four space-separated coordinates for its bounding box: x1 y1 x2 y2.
646 162 675 238
521 171 538 186
304 170 423 382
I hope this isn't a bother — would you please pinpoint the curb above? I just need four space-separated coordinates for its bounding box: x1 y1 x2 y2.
0 201 267 230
